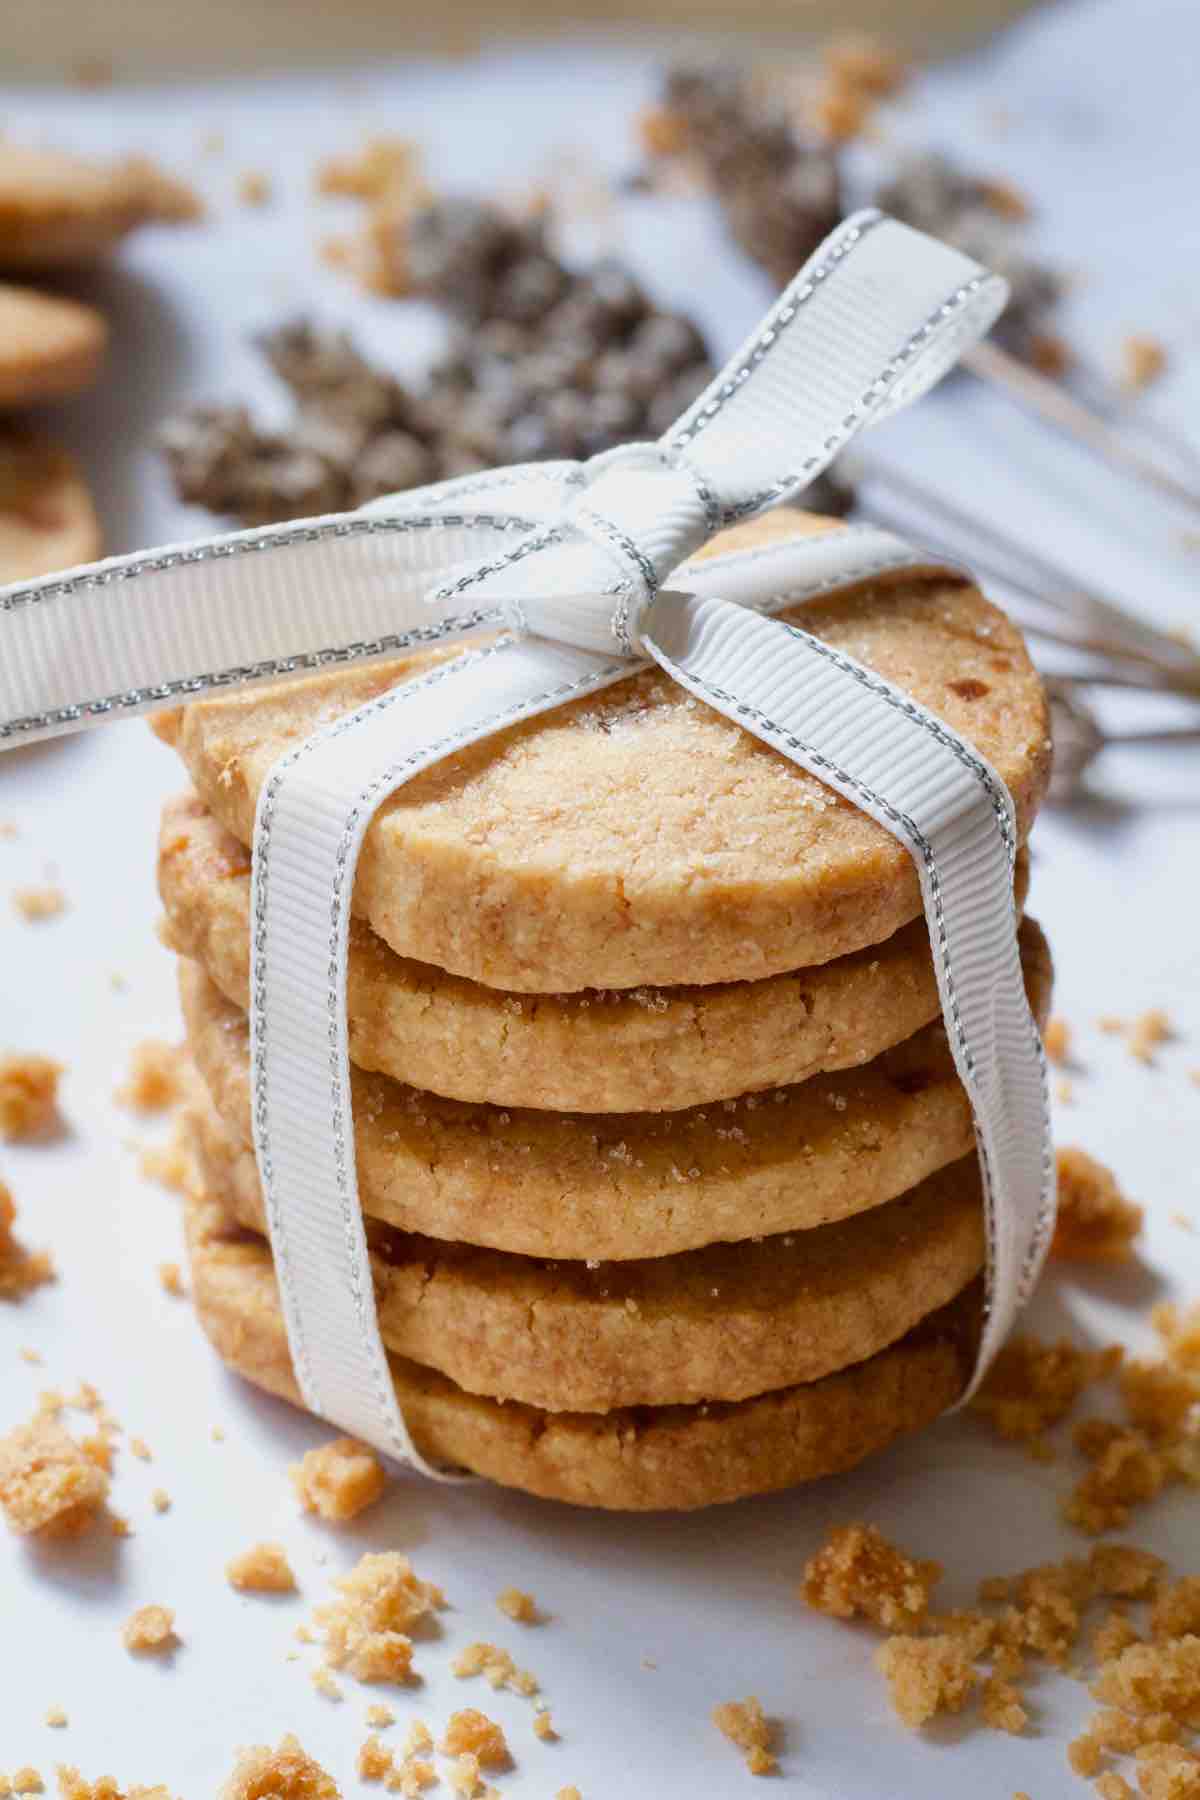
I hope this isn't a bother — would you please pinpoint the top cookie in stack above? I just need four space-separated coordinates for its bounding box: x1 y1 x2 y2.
155 510 1054 1510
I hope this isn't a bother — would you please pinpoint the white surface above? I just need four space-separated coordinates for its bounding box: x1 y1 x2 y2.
2 1 1200 1793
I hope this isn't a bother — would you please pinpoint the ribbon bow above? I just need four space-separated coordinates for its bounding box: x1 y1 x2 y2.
0 212 1052 1482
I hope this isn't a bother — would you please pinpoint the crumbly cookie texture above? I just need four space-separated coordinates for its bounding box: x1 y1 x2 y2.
121 1605 176 1653
0 1415 108 1535
313 1551 443 1683
0 283 107 406
0 1053 62 1140
711 1696 776 1775
803 1523 942 1630
181 918 1052 1263
189 1080 984 1412
152 511 1051 993
219 1735 338 1800
225 1542 296 1593
0 142 201 268
290 1436 386 1523
1053 1148 1144 1263
0 1181 55 1299
496 1588 538 1624
184 1182 976 1509
157 788 1032 1115
441 1711 508 1767
0 427 102 584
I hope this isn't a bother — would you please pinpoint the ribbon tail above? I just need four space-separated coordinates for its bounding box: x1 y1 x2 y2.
0 507 554 749
250 633 634 1474
641 590 1054 1402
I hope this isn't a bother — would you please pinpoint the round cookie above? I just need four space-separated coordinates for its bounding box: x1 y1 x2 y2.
184 1183 977 1510
0 427 102 584
0 283 107 406
186 1077 984 1412
151 512 1051 992
0 143 200 269
160 789 1030 1113
179 919 1052 1261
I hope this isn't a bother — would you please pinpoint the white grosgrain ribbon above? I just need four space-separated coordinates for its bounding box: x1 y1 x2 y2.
0 211 1054 1481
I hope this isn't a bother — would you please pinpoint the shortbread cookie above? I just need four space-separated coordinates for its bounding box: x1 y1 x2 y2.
160 789 1030 1112
0 143 201 268
186 1080 984 1411
0 284 107 406
185 1184 978 1509
152 511 1051 992
179 919 1051 1260
0 427 101 583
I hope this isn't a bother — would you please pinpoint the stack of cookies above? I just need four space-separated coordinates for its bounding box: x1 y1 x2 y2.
153 511 1054 1511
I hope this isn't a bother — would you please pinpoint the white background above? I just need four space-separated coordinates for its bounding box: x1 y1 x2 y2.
2 1 1199 1793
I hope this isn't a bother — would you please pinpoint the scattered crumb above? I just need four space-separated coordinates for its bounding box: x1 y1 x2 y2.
43 1708 67 1729
0 821 18 840
311 1667 343 1702
0 1055 62 1140
115 1041 183 1112
402 1725 432 1760
314 1551 442 1684
219 1735 338 1800
18 1346 42 1364
151 1488 170 1514
1121 334 1168 391
290 1436 386 1523
803 1523 942 1630
1129 1009 1173 1064
971 1335 1122 1453
981 1676 1028 1734
109 1513 132 1539
129 1437 152 1462
711 1695 776 1775
137 1127 191 1193
556 1790 581 1800
157 1262 185 1297
357 1739 393 1784
533 1711 557 1742
1091 1636 1200 1721
10 1774 42 1797
237 171 272 207
446 1755 479 1798
1053 1148 1144 1263
1068 1732 1103 1777
977 176 1032 221
442 1710 509 1767
451 1642 538 1696
226 1541 296 1593
121 1605 176 1654
212 1425 226 1442
12 886 66 922
365 1705 395 1729
0 1181 55 1300
497 1587 538 1624
1044 1016 1071 1064
0 1414 109 1536
875 1635 977 1729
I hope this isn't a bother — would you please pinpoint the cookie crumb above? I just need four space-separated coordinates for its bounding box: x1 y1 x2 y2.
10 1773 42 1796
151 1488 170 1514
803 1523 941 1629
357 1738 393 1783
129 1437 152 1462
971 1335 1122 1452
0 1182 55 1299
0 1414 109 1535
219 1734 339 1800
1121 334 1168 391
43 1708 67 1729
1091 1636 1200 1721
532 1709 556 1742
137 1129 192 1193
365 1705 395 1729
121 1604 175 1653
450 1642 538 1696
12 886 66 922
290 1436 386 1522
314 1551 442 1683
1053 1149 1143 1263
226 1541 296 1592
981 1676 1028 1734
1043 1016 1071 1064
711 1695 776 1774
0 1055 62 1140
497 1587 538 1624
115 1041 183 1111
237 171 272 208
1129 1009 1172 1063
18 1346 42 1364
157 1262 185 1297
875 1635 977 1729
442 1711 508 1767
311 1667 343 1702
446 1755 479 1798
555 1790 581 1800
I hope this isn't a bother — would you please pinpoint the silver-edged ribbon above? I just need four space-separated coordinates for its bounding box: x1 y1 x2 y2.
0 212 1053 1480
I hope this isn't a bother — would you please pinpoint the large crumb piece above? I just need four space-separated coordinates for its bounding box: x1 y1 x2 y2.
802 1523 941 1630
1065 1430 1171 1535
1121 1360 1200 1441
711 1695 776 1775
1092 1636 1200 1723
876 1635 977 1729
290 1436 386 1522
1134 1742 1200 1799
451 1641 538 1695
0 1054 62 1139
1090 1545 1167 1600
314 1551 441 1683
226 1541 297 1593
120 1605 176 1654
972 1335 1122 1451
497 1586 538 1624
0 1414 108 1535
219 1734 339 1800
442 1711 508 1768
12 886 66 923
1053 1149 1144 1262
0 1181 55 1299
356 1739 393 1784
115 1041 183 1112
